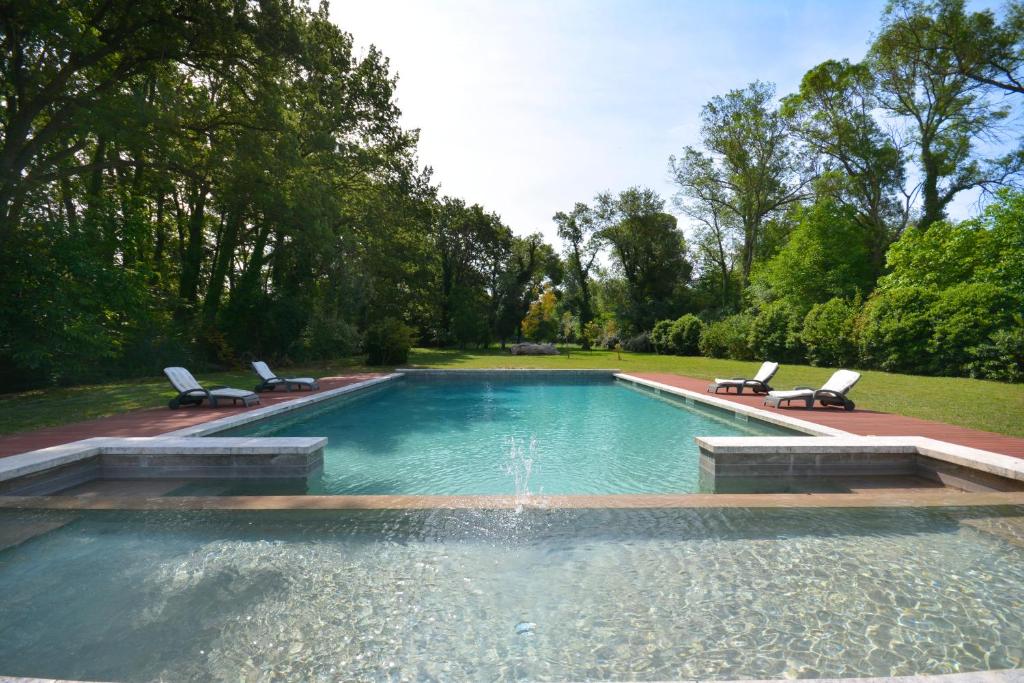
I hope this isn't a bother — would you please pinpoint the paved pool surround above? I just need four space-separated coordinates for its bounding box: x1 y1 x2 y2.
0 374 399 495
615 373 1024 494
1 369 1023 499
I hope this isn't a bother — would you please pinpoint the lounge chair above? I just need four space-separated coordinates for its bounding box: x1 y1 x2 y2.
707 361 779 395
762 369 861 411
163 367 261 409
252 361 319 392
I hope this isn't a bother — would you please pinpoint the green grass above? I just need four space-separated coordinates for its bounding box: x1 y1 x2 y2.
1 348 1022 438
0 359 372 436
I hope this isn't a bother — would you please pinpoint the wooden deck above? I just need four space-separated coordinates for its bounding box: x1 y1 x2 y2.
0 374 384 458
631 372 1024 459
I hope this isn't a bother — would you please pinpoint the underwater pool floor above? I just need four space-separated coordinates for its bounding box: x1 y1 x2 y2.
0 506 1021 681
216 377 798 496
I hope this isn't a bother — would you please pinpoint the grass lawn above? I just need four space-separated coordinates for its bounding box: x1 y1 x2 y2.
1 348 1021 438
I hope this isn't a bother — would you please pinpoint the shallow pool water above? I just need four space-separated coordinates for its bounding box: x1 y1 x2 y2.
210 377 797 495
0 506 1021 681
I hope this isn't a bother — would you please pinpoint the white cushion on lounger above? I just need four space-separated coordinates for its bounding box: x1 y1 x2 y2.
821 369 861 394
164 367 203 393
714 361 779 386
209 387 257 399
767 388 814 399
253 361 315 385
253 361 276 381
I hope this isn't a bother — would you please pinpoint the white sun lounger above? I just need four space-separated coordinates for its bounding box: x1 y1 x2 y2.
707 361 779 395
163 367 260 409
251 361 319 392
762 369 861 411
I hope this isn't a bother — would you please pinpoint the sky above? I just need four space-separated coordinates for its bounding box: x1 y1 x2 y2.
330 0 1003 243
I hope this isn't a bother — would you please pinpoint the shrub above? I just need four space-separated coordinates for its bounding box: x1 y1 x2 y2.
748 302 805 363
582 320 602 350
668 314 704 356
698 313 755 360
801 297 860 367
623 331 654 353
364 318 415 366
651 319 675 354
965 325 1024 383
928 283 1019 375
521 286 559 342
298 311 359 361
858 287 939 374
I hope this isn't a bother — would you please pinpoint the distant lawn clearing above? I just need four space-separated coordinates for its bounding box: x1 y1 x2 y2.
0 348 1021 438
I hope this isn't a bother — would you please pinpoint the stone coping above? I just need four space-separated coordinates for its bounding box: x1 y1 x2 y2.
2 490 1023 510
696 436 1024 483
0 374 397 485
0 437 326 483
161 372 401 437
614 373 851 437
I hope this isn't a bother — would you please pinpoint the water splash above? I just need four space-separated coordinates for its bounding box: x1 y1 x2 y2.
504 436 539 512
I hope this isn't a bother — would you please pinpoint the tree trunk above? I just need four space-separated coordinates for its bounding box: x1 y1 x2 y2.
202 208 243 327
178 182 209 310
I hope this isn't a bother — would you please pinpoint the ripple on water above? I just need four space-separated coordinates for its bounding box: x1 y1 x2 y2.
0 507 1020 681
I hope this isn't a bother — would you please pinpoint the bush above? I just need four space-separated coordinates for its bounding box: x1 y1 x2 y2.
364 318 415 366
965 325 1024 383
623 331 654 353
668 314 704 355
748 302 805 362
651 319 675 354
859 287 939 374
298 311 359 361
698 313 755 360
801 297 860 367
928 282 1019 375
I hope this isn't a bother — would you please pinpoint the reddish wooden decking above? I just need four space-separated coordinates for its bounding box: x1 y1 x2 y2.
0 374 384 458
632 372 1024 459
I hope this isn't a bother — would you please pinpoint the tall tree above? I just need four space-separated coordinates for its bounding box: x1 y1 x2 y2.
782 59 910 270
552 202 602 331
870 0 1024 228
924 0 1024 96
595 188 692 333
670 81 813 288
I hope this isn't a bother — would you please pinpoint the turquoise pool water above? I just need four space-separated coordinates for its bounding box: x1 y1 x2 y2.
213 376 798 495
0 506 1021 681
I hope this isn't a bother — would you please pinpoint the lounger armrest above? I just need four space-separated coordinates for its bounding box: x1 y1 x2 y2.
180 388 209 397
794 386 814 391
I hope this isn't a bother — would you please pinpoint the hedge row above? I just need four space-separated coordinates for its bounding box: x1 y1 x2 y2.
671 284 1022 382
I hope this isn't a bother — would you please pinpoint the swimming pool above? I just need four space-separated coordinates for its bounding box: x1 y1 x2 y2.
206 375 798 495
0 506 1020 681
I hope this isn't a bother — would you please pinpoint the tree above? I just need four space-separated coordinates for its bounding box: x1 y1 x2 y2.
594 188 692 333
782 59 910 270
670 81 813 288
870 0 1024 229
750 199 876 313
669 150 742 310
923 0 1024 96
521 286 559 342
553 202 602 332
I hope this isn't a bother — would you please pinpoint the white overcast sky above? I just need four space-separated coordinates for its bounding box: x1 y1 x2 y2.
330 0 1008 243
